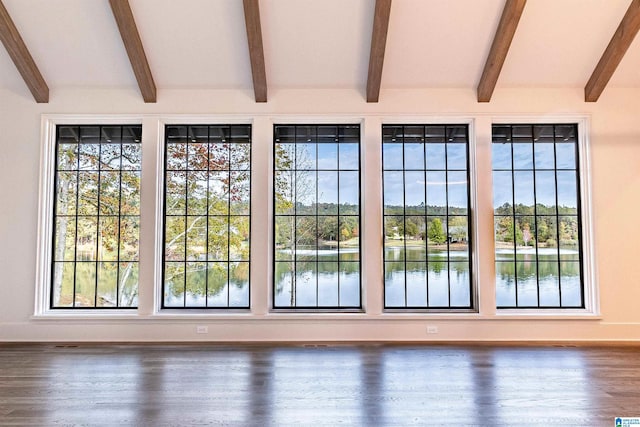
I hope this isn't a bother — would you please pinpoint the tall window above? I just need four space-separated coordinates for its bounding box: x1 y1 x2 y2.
163 125 251 308
273 125 361 309
51 125 141 308
493 124 583 308
382 125 472 309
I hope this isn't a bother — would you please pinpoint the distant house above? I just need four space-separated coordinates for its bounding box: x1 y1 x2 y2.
448 226 467 243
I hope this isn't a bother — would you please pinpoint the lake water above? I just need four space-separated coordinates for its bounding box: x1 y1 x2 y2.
274 246 582 308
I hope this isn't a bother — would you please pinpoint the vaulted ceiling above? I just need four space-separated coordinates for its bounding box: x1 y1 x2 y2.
1 0 639 104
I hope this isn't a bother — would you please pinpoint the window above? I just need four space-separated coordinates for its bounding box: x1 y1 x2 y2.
493 124 583 308
382 125 472 309
273 125 361 309
51 125 141 308
162 125 251 308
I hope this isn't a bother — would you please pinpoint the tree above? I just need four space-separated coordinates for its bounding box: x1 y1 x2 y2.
427 218 447 244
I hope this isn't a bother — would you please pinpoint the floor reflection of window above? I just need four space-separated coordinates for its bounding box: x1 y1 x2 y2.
162 125 251 308
382 124 472 309
273 124 361 309
493 124 583 308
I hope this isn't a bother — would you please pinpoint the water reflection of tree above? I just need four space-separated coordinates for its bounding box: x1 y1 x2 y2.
496 256 580 284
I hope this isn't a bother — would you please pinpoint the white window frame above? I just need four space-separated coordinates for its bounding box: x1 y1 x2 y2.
34 115 144 317
490 116 599 316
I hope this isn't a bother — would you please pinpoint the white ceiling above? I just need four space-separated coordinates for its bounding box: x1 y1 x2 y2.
1 0 639 99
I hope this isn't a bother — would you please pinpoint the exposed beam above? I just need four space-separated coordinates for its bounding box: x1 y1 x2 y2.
243 0 267 103
0 0 48 102
585 0 640 102
366 0 392 103
477 0 526 102
109 0 156 103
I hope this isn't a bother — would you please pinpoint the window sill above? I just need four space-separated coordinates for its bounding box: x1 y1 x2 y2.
31 310 602 322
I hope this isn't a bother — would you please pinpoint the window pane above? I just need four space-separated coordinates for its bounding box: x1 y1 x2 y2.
230 144 251 171
162 125 251 308
207 262 229 307
52 262 75 307
383 143 403 169
165 171 186 215
230 171 250 215
404 171 425 214
538 261 560 307
208 171 229 215
167 143 187 170
426 171 447 212
98 217 119 261
97 262 118 307
534 143 555 169
118 262 138 307
230 216 250 261
383 124 472 309
560 261 582 307
447 171 468 214
318 261 339 307
425 144 446 170
513 171 534 214
187 171 208 215
339 171 359 211
207 216 229 261
77 172 99 215
121 144 141 170
56 172 77 216
318 171 338 213
209 143 229 170
405 262 427 307
447 143 467 170
120 171 140 215
164 262 185 307
493 124 583 309
557 171 578 213
79 143 100 171
186 262 207 307
229 262 249 307
404 143 424 170
54 217 77 261
274 125 361 309
493 171 513 213
492 142 511 170
339 143 359 170
318 143 338 169
535 171 557 214
556 142 576 169
513 142 533 169
186 216 207 261
383 171 404 214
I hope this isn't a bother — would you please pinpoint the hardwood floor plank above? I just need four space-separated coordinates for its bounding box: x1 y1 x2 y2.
0 344 639 426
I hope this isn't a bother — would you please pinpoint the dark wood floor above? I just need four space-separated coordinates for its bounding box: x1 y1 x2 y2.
0 344 639 426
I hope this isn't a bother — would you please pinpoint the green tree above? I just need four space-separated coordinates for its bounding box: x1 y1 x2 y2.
427 218 447 244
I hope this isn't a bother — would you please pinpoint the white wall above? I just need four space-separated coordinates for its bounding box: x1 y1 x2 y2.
1 85 639 342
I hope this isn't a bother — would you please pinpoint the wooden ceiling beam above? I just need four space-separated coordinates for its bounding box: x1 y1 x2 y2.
243 0 267 103
366 0 392 103
109 0 156 103
477 0 526 103
0 0 48 102
585 0 640 102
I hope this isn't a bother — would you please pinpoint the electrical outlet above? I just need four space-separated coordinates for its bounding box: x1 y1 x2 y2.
427 325 439 334
196 325 208 334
